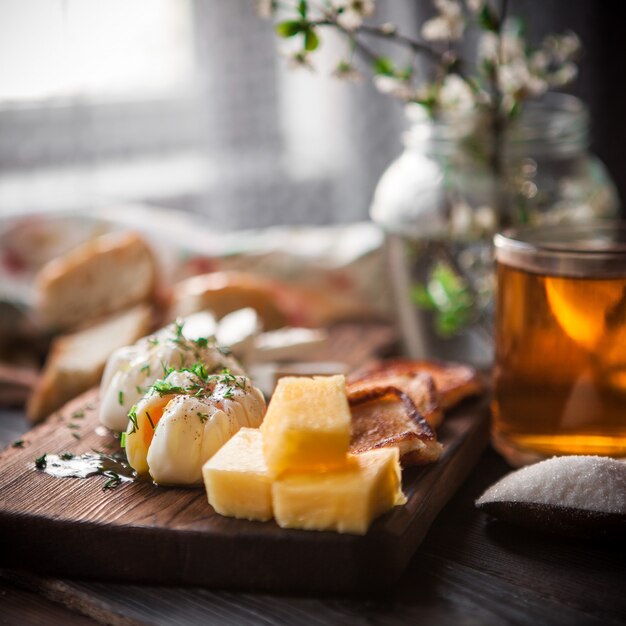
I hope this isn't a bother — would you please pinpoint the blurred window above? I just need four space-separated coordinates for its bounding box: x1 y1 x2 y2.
0 0 406 227
0 0 194 102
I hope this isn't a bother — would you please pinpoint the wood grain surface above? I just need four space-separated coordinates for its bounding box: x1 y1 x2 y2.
0 391 489 594
4 448 625 626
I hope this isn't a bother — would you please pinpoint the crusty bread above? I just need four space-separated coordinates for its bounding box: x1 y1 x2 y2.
27 304 152 422
171 271 288 330
171 270 381 331
35 231 157 330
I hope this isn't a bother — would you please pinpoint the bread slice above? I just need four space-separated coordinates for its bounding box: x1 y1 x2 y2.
35 231 157 330
171 271 288 331
348 386 442 467
349 359 483 411
27 304 152 422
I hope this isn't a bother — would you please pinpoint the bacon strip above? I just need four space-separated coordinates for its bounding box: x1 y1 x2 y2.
347 384 442 466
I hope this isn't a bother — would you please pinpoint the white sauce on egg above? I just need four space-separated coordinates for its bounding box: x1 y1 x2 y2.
99 321 243 432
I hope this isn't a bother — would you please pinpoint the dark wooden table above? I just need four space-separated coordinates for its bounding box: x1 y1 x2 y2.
1 409 625 626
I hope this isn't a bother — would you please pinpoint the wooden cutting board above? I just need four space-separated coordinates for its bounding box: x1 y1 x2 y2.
0 388 489 593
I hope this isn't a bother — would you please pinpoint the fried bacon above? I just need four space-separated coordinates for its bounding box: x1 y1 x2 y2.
349 359 483 411
347 371 441 427
348 385 443 466
346 359 484 466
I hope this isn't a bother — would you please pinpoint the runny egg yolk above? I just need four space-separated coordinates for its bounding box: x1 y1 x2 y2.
126 397 171 476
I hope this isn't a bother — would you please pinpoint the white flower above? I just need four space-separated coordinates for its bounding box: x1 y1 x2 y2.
529 50 550 72
546 62 578 87
421 0 464 41
450 199 473 237
478 31 499 62
333 60 363 82
560 32 581 58
499 59 547 99
500 32 524 63
474 205 496 232
478 30 524 64
465 0 483 13
335 0 376 31
255 0 274 19
405 102 431 123
438 74 475 113
379 22 397 35
522 74 548 98
544 31 581 62
434 0 463 18
373 75 416 101
282 49 315 71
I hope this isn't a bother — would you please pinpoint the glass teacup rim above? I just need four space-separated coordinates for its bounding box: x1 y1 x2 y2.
494 220 626 277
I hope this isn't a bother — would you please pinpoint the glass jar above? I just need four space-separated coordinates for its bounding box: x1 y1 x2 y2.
370 93 619 367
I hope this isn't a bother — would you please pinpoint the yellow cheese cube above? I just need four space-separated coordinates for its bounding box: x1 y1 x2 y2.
272 447 406 535
261 375 351 477
202 428 272 522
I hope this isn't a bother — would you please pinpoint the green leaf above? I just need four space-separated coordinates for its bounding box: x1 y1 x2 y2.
507 99 522 119
276 20 304 38
411 261 476 338
508 16 527 38
373 56 395 76
478 5 499 32
297 0 307 18
304 28 319 51
410 284 436 309
397 64 414 81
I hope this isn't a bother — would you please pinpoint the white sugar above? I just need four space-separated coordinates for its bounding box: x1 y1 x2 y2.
476 456 626 514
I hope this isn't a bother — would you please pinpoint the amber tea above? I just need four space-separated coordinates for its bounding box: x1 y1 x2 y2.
493 224 626 466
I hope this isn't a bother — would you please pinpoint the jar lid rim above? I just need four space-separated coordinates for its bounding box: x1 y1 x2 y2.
494 221 626 276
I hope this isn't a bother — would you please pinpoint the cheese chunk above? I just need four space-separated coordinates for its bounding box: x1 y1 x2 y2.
202 428 272 522
272 447 406 535
261 375 351 477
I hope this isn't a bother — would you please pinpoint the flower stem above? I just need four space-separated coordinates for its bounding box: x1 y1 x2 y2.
487 0 510 227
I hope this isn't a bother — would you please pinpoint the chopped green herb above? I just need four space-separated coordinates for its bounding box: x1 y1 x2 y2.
218 346 232 356
223 387 234 399
68 423 81 430
60 452 75 460
148 336 159 346
190 362 209 381
152 380 186 396
35 454 47 469
145 411 155 430
118 390 124 406
197 412 209 423
220 368 236 382
120 432 127 448
72 410 85 419
135 385 145 395
72 433 81 440
102 470 122 490
194 337 208 348
160 361 174 377
140 363 151 376
12 439 24 448
174 319 185 339
128 405 139 434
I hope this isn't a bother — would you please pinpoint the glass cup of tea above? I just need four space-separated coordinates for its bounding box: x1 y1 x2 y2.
492 222 626 466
